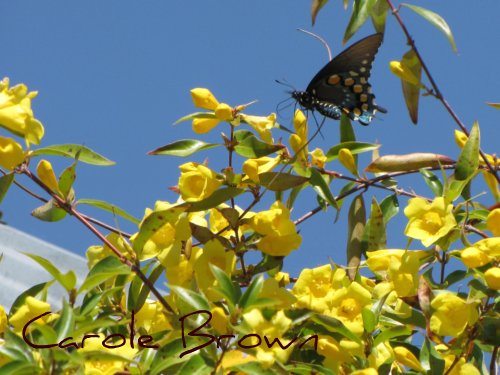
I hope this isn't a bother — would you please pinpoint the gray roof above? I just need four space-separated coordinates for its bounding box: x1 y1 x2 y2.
0 225 88 310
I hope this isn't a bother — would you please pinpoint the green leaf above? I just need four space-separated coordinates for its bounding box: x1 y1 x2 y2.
54 300 75 342
379 194 399 223
258 172 308 191
128 264 164 311
286 363 335 375
326 141 379 161
58 162 77 198
402 3 457 52
183 187 245 212
362 308 377 333
312 314 362 344
343 0 377 43
346 194 366 280
178 355 212 375
239 274 264 311
0 173 14 204
79 256 131 292
373 326 413 347
77 198 139 224
31 199 67 222
443 270 467 287
311 0 329 25
233 130 284 158
401 49 422 124
363 197 386 251
170 285 210 311
23 253 77 292
309 168 339 211
173 111 217 125
31 144 114 166
420 338 445 374
420 169 443 196
148 139 219 157
370 0 389 33
445 174 474 202
209 264 241 309
455 121 480 180
340 114 356 143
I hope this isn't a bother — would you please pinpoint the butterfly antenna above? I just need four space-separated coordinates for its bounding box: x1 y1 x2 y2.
311 111 326 140
276 97 294 120
275 79 296 91
297 28 332 61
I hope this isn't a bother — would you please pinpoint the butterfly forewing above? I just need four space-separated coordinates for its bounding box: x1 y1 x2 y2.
305 33 386 125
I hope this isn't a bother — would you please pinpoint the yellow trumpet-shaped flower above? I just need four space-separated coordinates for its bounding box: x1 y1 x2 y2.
394 346 425 372
460 237 500 268
0 305 7 335
338 148 357 175
487 208 500 236
9 296 57 334
389 61 421 86
484 267 500 290
178 161 222 202
240 113 276 143
429 292 478 337
0 78 44 144
190 88 219 110
189 88 237 134
310 148 327 168
242 155 280 183
0 136 24 170
404 197 457 247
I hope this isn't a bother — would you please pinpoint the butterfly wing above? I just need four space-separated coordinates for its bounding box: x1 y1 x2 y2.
306 33 386 125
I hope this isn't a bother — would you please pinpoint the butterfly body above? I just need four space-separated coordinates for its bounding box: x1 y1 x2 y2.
293 33 387 126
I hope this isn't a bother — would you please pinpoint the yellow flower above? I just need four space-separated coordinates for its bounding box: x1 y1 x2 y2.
178 162 222 202
0 78 44 144
135 300 172 334
36 159 60 194
0 339 11 367
310 148 326 168
487 208 500 236
249 200 301 256
259 278 297 309
316 335 360 371
404 197 457 247
484 267 500 290
292 265 343 313
430 292 478 337
394 346 424 372
242 309 292 368
289 109 308 167
460 237 500 268
219 350 256 372
190 88 219 110
214 102 234 121
194 239 236 300
351 368 378 375
368 341 394 369
208 204 254 240
329 282 372 335
242 156 280 183
240 113 276 143
454 130 499 167
9 297 55 334
443 354 480 375
366 249 429 297
86 232 132 268
339 148 358 175
0 305 7 334
0 136 24 170
389 60 420 85
81 333 137 375
210 306 230 335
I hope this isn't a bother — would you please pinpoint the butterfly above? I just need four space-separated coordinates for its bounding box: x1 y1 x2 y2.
291 33 387 126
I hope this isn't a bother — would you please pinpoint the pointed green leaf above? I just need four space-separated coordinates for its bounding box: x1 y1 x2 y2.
58 162 77 198
455 121 480 180
420 169 443 196
373 326 413 347
182 187 245 212
420 338 445 374
346 194 366 280
258 172 308 191
311 0 329 25
401 49 422 124
309 168 339 211
326 141 379 161
312 314 362 344
32 199 67 222
379 194 399 223
402 3 457 52
148 139 219 157
363 197 386 251
79 256 131 293
0 173 14 204
77 198 140 224
209 264 241 309
233 130 284 158
170 285 210 311
54 300 75 342
371 0 389 33
239 274 264 311
362 307 377 333
343 0 377 43
23 253 77 292
340 114 356 143
31 144 114 166
173 112 217 125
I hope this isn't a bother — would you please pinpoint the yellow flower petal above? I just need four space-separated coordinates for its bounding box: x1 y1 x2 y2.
36 159 60 193
484 267 500 290
190 88 219 110
192 117 221 134
338 148 357 175
389 60 420 85
0 136 24 170
214 102 233 121
487 208 500 236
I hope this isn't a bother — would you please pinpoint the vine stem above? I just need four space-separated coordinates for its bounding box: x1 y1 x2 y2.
385 0 500 184
20 166 174 314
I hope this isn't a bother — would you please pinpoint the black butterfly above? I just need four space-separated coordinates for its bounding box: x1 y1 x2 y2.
292 33 387 126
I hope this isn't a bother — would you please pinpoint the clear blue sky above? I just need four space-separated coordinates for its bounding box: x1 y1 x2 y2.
2 1 499 277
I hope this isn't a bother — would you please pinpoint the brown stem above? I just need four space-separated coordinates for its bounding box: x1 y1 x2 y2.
385 0 500 184
21 167 174 314
491 346 498 375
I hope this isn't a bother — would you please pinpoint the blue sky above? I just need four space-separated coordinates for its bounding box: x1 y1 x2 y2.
1 1 499 277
